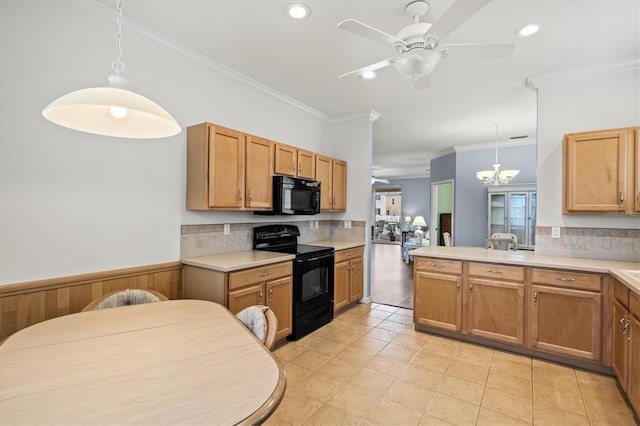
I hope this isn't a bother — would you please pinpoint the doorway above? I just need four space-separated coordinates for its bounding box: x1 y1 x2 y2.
431 180 454 246
372 187 402 244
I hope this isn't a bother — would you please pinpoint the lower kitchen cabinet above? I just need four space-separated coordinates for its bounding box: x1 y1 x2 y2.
528 268 602 361
183 261 293 342
611 279 640 414
334 247 363 311
465 263 525 346
413 258 462 332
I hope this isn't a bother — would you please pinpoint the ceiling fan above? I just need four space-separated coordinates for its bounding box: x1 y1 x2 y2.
337 0 515 89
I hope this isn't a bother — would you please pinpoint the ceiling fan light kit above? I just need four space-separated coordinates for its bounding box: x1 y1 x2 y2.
42 0 180 139
337 0 515 89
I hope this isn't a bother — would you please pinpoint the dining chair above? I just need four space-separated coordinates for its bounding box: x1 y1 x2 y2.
236 305 278 351
443 232 452 247
486 233 518 250
82 288 169 311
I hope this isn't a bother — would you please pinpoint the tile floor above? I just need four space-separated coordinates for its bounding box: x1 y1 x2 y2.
266 303 638 426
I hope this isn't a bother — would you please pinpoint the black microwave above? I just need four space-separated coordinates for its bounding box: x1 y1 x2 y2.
255 175 320 215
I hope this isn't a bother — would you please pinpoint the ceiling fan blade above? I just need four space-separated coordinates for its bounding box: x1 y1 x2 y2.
338 19 406 47
424 0 491 40
339 57 395 79
413 75 431 91
438 42 515 58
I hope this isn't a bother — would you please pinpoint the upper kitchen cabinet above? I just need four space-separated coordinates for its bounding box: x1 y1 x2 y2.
563 126 639 214
315 155 347 212
274 143 316 179
186 122 273 210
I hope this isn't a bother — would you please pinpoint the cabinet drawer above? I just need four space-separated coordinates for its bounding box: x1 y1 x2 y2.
335 246 363 263
468 262 524 282
613 279 630 307
229 261 292 290
415 258 462 275
531 268 601 292
630 291 640 318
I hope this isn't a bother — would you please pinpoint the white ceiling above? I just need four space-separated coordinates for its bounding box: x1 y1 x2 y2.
95 0 639 178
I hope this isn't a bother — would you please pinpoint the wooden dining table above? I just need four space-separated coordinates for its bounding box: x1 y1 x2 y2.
0 299 286 425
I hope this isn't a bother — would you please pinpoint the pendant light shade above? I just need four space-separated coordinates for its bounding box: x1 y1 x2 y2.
42 0 180 139
42 85 181 139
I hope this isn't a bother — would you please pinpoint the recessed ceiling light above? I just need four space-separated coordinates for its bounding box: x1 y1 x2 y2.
362 71 377 79
516 23 540 37
286 3 311 19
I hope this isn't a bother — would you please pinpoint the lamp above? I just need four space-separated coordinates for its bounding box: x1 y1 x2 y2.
476 123 519 186
402 216 411 231
412 215 427 243
42 0 181 139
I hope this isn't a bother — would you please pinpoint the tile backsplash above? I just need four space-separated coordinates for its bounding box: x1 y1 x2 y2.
535 227 640 262
181 220 366 259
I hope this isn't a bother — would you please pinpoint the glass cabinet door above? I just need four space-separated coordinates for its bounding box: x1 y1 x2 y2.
529 192 537 247
489 193 506 235
508 193 527 247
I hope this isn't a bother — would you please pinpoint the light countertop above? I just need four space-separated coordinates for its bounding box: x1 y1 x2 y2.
182 251 294 272
410 246 640 295
181 240 365 272
309 240 365 251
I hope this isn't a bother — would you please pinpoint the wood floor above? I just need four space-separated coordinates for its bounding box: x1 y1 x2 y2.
371 243 413 309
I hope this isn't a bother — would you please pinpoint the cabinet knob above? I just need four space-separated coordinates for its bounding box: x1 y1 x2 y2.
533 290 538 305
469 283 473 296
259 290 263 304
247 191 252 201
237 189 243 202
554 277 576 282
268 287 273 302
619 192 624 207
456 281 460 291
292 161 296 173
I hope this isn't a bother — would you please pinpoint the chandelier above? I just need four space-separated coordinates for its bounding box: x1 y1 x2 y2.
476 123 519 186
42 0 180 139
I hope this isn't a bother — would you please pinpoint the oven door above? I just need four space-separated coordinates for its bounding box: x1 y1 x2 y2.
293 252 334 317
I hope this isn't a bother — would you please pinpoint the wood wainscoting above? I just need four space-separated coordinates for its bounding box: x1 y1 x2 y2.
0 262 182 342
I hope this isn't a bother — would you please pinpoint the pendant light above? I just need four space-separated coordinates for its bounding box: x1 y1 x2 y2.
42 0 181 139
476 123 519 186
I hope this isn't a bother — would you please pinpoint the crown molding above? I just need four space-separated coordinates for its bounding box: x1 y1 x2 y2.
52 0 331 122
526 56 640 90
330 110 381 124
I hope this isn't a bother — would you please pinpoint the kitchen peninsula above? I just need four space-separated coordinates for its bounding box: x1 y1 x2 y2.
410 245 640 415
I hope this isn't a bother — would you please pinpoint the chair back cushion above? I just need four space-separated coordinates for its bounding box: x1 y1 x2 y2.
94 289 162 310
236 306 269 343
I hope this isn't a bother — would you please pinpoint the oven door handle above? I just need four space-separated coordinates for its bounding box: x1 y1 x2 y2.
295 254 334 263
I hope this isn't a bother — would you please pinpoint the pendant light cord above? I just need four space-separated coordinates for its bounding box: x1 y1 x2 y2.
111 0 125 75
493 122 499 164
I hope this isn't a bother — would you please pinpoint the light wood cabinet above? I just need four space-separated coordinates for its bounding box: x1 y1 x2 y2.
186 122 273 210
528 268 602 361
465 263 525 345
635 129 640 212
563 126 640 214
315 155 347 212
611 280 640 415
334 247 363 311
182 261 293 342
274 144 316 179
413 258 463 332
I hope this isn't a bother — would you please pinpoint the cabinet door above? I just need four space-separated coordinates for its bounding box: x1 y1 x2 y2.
228 284 264 315
274 143 297 176
528 192 537 248
529 284 602 361
612 299 629 390
245 135 274 209
628 314 640 415
507 192 527 248
266 277 292 341
334 260 350 311
297 149 315 179
563 129 627 212
208 126 245 208
489 193 506 236
414 272 462 332
466 278 525 345
315 155 333 211
332 159 347 211
635 129 640 212
349 257 363 303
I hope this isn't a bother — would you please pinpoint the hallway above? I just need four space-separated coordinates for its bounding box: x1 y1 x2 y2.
371 243 413 309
